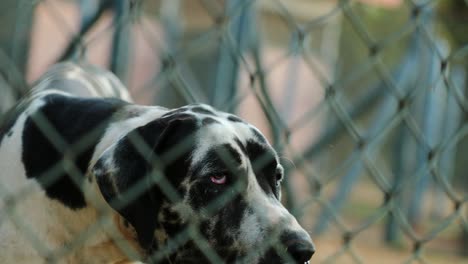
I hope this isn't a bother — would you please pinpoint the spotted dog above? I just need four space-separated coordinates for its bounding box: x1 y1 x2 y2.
0 64 315 263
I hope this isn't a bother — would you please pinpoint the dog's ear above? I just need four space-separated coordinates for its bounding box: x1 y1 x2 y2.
91 114 198 251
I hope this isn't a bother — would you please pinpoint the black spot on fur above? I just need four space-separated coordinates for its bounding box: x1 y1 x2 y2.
227 115 244 123
191 106 216 115
223 144 243 166
22 94 127 209
163 207 181 223
202 117 220 126
185 175 247 260
217 198 247 237
234 138 247 156
250 127 267 144
245 140 278 195
196 194 247 262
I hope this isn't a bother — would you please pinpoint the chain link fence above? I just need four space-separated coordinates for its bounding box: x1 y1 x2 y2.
0 0 467 263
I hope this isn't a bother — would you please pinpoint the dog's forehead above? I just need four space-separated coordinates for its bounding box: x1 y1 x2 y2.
167 104 263 142
168 104 275 167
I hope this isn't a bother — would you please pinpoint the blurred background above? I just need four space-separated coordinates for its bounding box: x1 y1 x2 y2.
0 0 467 263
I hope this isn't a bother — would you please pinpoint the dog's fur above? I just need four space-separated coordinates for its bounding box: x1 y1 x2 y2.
0 63 314 263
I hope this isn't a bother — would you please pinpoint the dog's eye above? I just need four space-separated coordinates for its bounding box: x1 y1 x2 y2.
275 171 283 183
275 179 281 187
210 175 227 185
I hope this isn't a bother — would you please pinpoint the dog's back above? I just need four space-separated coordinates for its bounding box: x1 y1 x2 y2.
0 63 135 263
31 62 132 101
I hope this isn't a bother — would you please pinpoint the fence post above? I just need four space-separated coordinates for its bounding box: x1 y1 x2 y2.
212 0 254 111
110 0 132 84
0 0 33 104
59 0 113 61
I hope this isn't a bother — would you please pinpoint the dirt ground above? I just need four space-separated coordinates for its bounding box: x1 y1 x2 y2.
303 181 467 263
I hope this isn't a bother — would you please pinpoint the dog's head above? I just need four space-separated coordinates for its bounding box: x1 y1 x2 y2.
92 104 315 263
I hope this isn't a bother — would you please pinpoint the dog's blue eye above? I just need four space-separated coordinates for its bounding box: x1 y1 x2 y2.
210 175 227 185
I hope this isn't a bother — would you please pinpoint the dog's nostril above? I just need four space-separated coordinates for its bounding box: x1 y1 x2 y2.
282 234 315 263
287 241 315 263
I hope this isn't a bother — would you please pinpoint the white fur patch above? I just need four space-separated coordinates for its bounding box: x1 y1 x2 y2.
33 61 132 102
90 105 168 166
0 94 143 263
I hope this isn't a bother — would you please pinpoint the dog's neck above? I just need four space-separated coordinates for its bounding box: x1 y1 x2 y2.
80 173 147 261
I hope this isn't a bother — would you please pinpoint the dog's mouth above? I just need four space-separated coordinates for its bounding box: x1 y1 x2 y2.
259 246 314 264
259 259 311 264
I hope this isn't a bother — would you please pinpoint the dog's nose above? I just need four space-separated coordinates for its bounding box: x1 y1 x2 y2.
281 232 315 263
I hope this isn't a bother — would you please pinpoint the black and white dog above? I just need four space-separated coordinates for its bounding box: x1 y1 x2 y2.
0 63 315 263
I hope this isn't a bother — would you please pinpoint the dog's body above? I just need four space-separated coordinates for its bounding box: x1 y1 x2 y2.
0 63 314 263
0 63 141 263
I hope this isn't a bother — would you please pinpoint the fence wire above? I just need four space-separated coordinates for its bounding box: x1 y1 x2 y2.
0 0 467 263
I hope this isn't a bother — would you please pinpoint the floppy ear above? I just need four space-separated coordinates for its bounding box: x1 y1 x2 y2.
91 115 198 251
